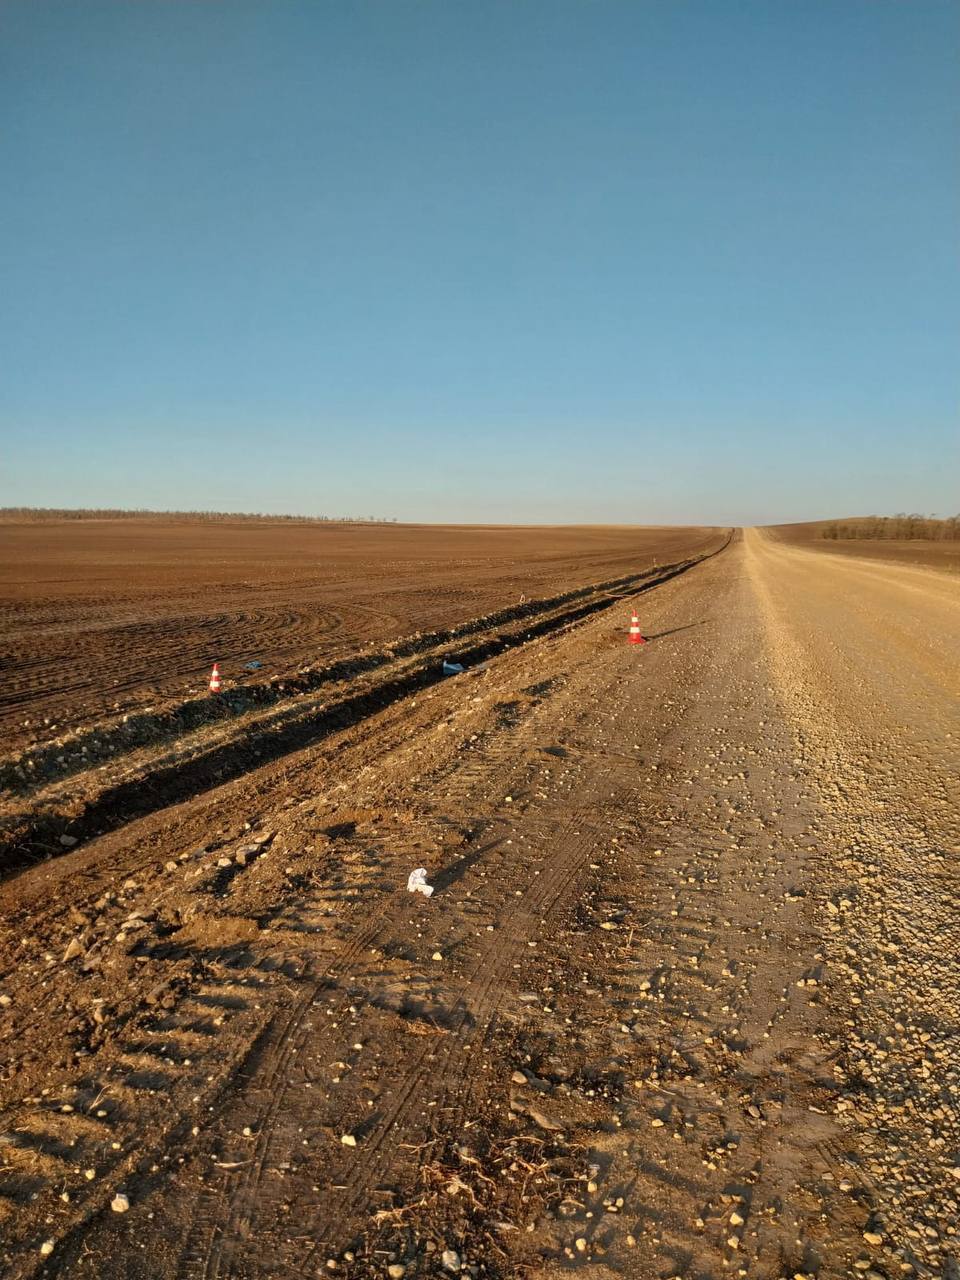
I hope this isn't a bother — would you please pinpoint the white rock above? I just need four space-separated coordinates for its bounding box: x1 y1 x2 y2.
111 1193 130 1213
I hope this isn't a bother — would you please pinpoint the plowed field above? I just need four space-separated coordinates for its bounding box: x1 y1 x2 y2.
768 520 960 573
0 521 723 753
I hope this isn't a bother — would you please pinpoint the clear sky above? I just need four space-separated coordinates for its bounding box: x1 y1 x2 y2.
1 1 957 524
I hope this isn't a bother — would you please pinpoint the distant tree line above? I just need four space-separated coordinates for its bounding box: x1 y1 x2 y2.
820 514 960 541
0 507 399 524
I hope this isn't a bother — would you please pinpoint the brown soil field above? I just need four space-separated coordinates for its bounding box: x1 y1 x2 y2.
1 528 958 1280
768 519 960 573
0 520 723 753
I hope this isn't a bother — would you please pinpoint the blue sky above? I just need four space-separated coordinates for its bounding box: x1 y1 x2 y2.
1 1 957 524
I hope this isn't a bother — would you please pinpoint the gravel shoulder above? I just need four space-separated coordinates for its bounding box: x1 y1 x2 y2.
745 526 960 1278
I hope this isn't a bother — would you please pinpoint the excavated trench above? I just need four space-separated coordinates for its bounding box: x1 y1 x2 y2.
0 535 731 875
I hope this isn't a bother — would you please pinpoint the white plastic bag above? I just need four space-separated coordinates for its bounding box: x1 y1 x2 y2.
407 867 435 897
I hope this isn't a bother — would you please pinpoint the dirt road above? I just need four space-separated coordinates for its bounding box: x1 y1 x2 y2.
1 530 957 1279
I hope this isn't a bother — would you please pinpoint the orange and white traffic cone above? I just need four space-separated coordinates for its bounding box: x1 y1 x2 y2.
627 612 646 646
209 662 222 693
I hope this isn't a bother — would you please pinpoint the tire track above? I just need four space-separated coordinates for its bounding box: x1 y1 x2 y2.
182 610 684 1276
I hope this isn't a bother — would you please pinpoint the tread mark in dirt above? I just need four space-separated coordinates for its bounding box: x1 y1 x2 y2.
180 697 624 1275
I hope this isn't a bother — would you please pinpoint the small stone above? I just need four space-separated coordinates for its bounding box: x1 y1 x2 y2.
441 1249 461 1273
600 922 618 931
340 1133 357 1147
730 1211 744 1226
40 1240 55 1256
527 1106 564 1133
111 1193 130 1213
575 1237 587 1252
388 1267 406 1279
59 834 78 847
0 994 11 1007
63 938 84 963
863 1231 883 1246
431 952 443 961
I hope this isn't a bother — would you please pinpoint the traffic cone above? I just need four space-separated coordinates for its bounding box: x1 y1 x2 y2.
209 662 222 693
627 612 646 646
